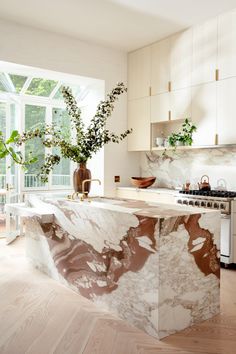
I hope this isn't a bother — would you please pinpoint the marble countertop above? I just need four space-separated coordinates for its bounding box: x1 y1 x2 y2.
29 195 219 220
116 186 179 195
25 193 221 340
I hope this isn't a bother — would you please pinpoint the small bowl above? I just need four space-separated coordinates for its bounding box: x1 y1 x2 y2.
131 177 156 189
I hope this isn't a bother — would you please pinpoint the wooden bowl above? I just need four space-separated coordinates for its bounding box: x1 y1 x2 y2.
131 177 156 189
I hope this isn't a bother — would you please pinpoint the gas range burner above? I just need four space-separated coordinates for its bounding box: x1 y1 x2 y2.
179 190 236 199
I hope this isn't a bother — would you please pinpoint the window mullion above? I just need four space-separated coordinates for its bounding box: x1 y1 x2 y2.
20 76 33 94
46 105 52 191
21 103 26 192
49 81 61 99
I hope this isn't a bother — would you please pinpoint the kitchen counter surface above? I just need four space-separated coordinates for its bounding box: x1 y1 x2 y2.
117 186 178 194
22 194 220 340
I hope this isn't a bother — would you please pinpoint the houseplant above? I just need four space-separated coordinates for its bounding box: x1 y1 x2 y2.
168 118 197 149
17 82 132 193
0 130 37 167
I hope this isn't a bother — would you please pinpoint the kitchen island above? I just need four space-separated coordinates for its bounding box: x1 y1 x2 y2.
20 195 220 339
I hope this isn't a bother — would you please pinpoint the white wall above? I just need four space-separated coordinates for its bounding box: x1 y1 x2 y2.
0 18 140 196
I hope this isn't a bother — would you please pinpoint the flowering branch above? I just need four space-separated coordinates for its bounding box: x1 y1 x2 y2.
17 82 132 182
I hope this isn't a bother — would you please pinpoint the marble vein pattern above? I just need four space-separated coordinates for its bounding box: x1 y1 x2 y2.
24 195 220 339
141 147 236 190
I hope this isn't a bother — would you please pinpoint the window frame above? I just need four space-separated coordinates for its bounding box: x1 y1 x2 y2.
0 92 75 192
21 97 75 191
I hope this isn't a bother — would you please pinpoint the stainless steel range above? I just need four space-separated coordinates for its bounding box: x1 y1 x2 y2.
175 190 236 265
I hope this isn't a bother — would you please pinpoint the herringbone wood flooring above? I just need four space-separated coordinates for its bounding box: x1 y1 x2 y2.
0 237 236 354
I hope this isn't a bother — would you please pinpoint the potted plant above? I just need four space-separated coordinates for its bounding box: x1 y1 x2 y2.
168 119 197 149
17 82 132 194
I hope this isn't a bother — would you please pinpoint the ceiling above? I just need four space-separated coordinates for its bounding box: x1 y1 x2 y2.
1 0 236 52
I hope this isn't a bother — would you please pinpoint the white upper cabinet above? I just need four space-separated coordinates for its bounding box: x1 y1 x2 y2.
128 46 151 100
128 97 150 151
192 18 218 86
218 10 236 80
151 93 170 123
151 38 170 95
217 77 236 145
170 29 192 90
191 82 216 146
170 88 192 121
151 88 191 123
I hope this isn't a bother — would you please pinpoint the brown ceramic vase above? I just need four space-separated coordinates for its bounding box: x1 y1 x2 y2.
73 163 91 193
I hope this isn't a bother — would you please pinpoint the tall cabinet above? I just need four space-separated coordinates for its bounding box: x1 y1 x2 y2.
192 18 218 86
150 29 192 124
218 10 236 80
217 77 236 144
170 28 192 90
128 9 236 151
127 46 151 151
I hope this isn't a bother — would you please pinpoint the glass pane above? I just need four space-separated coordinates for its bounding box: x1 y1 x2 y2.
0 74 7 92
51 108 71 186
9 74 27 93
53 84 82 100
10 104 17 188
26 78 57 97
0 103 6 229
24 105 46 188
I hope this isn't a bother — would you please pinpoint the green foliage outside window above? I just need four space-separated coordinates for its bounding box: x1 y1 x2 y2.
26 78 57 97
9 74 27 93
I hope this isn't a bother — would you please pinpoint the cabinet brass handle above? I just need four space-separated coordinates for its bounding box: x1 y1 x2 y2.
215 133 219 145
215 69 219 81
149 86 152 96
168 110 171 121
168 81 172 92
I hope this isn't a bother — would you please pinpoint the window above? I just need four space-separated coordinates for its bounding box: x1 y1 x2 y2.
9 74 27 93
53 84 83 100
0 63 104 193
0 102 6 188
26 78 57 97
24 105 46 188
51 108 71 187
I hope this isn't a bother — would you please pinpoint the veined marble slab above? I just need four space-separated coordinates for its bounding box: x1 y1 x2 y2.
23 195 220 339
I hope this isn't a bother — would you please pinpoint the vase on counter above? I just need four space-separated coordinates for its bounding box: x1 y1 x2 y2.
73 162 91 193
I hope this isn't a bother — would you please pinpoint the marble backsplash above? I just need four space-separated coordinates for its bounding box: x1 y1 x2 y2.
140 147 236 190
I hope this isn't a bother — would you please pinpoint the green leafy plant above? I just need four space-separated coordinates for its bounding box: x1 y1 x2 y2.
17 82 132 182
0 130 37 167
168 119 197 148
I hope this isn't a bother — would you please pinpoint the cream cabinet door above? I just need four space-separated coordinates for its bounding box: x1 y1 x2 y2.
128 98 150 151
191 82 216 146
128 46 151 100
170 29 192 90
192 18 217 86
218 10 236 80
151 38 170 95
151 93 170 123
170 88 191 121
217 77 236 145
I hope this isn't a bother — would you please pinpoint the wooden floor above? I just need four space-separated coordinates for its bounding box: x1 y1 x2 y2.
0 238 236 354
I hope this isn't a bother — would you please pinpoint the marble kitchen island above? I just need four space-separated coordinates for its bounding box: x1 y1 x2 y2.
21 195 220 339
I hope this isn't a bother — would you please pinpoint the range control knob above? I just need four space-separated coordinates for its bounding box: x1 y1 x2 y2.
220 203 226 210
207 202 212 208
214 203 219 209
189 200 194 206
177 199 182 204
201 201 206 207
195 201 200 206
183 200 188 205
